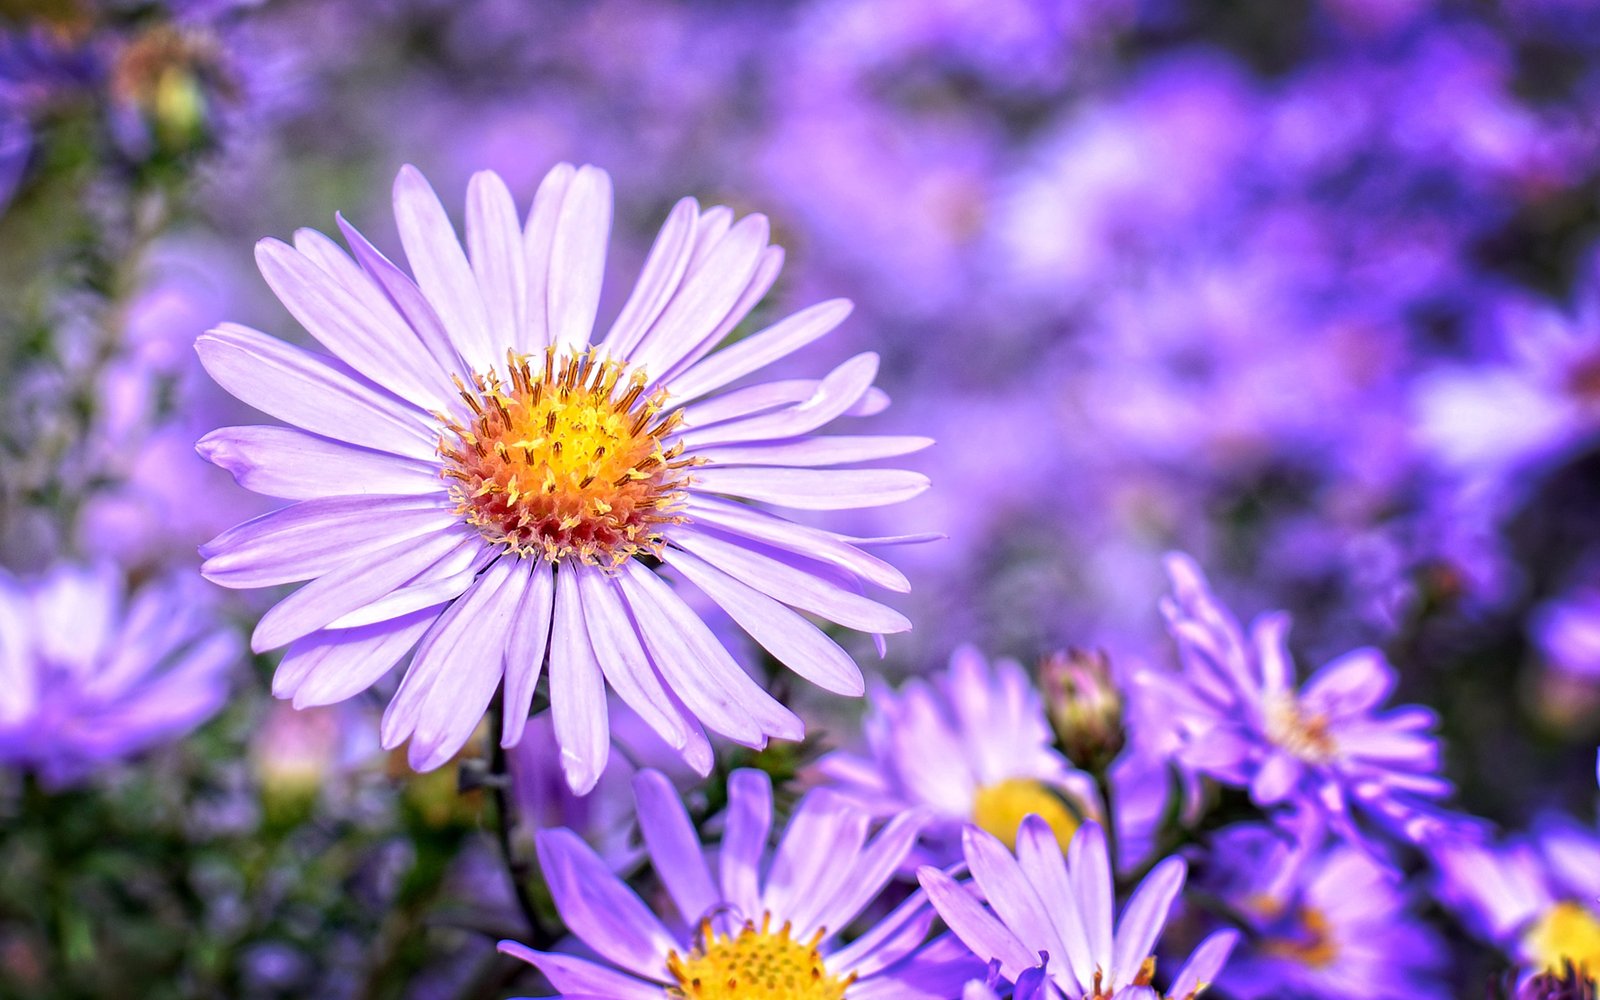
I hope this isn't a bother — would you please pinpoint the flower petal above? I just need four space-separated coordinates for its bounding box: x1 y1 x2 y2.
534 827 677 980
664 298 853 404
546 165 613 352
393 164 496 371
197 425 439 500
550 565 611 793
633 769 719 926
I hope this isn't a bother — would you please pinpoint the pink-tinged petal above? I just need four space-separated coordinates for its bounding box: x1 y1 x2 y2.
577 568 691 751
805 809 925 943
676 353 880 449
278 607 437 707
1167 929 1238 999
631 214 768 376
1299 648 1396 719
535 827 677 980
465 170 527 355
250 526 473 652
615 560 798 746
689 466 929 510
550 565 610 793
1111 857 1186 988
197 426 439 500
259 234 454 408
393 164 496 371
1015 815 1091 989
695 435 934 469
336 213 462 374
200 495 456 588
520 162 576 353
656 244 784 384
670 528 910 633
547 165 613 352
720 768 772 921
665 547 864 696
496 944 661 999
196 324 436 459
499 560 553 748
964 825 1061 966
763 789 869 933
1069 823 1115 983
684 495 909 593
633 769 718 925
600 196 698 358
664 299 853 404
402 557 525 771
917 867 1038 983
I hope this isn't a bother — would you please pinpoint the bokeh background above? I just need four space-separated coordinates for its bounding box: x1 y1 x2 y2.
4 0 1600 996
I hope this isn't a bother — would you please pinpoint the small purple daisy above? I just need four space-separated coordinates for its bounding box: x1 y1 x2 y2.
0 563 240 788
813 645 1101 862
196 163 931 791
1146 552 1459 845
498 767 982 998
918 820 1238 999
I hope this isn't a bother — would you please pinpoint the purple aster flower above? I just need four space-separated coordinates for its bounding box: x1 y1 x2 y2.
814 645 1101 863
0 562 240 788
196 163 930 791
1148 552 1459 845
1434 817 1600 985
918 820 1237 999
1202 824 1448 999
498 766 982 998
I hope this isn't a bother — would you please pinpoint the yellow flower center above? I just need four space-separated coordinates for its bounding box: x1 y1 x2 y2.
1257 906 1339 969
438 347 695 566
971 778 1080 852
666 915 855 1000
1525 901 1600 979
1264 695 1338 764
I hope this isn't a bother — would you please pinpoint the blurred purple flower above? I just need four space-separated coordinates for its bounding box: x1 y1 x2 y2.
499 767 982 998
918 820 1237 999
1203 824 1449 999
0 562 240 788
1148 552 1461 846
1435 818 1600 986
1532 583 1600 682
197 163 929 791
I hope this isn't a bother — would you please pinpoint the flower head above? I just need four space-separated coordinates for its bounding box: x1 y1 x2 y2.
1148 552 1460 846
919 820 1238 999
1202 824 1448 999
0 563 240 788
814 646 1100 862
499 767 981 998
197 163 930 791
1435 818 1600 988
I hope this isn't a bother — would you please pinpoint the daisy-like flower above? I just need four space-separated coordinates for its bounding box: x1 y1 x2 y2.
1434 818 1600 987
196 163 931 791
1203 824 1448 999
814 645 1100 862
1145 552 1459 845
0 563 240 788
918 820 1237 999
498 767 983 998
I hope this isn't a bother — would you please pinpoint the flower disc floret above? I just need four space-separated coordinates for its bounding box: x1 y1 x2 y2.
667 914 855 1000
438 346 693 566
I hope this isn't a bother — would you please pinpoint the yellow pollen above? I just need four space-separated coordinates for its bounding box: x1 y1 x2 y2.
971 778 1080 852
437 348 696 567
1259 906 1339 970
1525 901 1600 980
1264 695 1338 764
666 914 855 1000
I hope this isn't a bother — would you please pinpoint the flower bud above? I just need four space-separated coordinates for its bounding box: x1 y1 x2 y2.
1039 648 1126 772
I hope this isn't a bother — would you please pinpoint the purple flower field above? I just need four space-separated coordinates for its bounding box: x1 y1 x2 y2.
4 1 1600 997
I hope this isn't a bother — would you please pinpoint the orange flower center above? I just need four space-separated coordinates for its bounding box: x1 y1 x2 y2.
667 914 855 1000
438 348 695 566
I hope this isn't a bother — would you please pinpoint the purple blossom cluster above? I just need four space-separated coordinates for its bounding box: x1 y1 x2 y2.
5 0 1600 998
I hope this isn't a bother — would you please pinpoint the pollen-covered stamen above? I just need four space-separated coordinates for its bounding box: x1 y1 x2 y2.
1264 694 1338 764
666 913 855 1000
438 347 697 566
